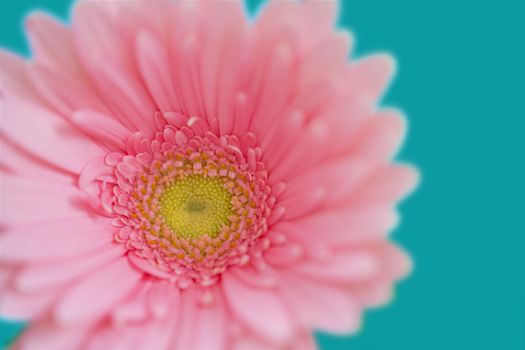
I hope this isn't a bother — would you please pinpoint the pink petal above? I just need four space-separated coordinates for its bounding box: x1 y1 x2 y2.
351 277 395 308
54 258 142 325
378 242 413 279
28 63 112 118
231 266 277 289
232 336 275 350
73 110 131 151
25 12 80 76
84 323 140 350
291 332 318 350
169 32 206 118
0 267 11 289
222 272 295 344
15 321 88 350
349 109 407 161
137 313 179 350
192 300 227 350
282 158 370 206
248 0 342 137
127 252 174 280
289 250 380 282
264 244 304 267
72 1 134 72
351 244 412 308
280 187 326 220
78 155 115 190
171 288 198 349
72 2 157 134
15 244 123 293
196 1 248 132
277 206 399 247
255 1 321 53
353 165 420 204
135 30 180 112
300 0 339 28
176 288 227 350
268 119 330 183
1 94 105 174
0 218 113 263
0 176 90 225
305 101 372 159
296 31 352 94
0 286 57 320
0 50 42 102
0 137 74 184
147 280 180 320
87 64 157 134
261 111 306 172
278 272 362 334
247 43 294 138
111 280 151 325
344 53 397 104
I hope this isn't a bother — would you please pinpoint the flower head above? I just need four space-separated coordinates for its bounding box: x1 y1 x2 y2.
0 0 418 348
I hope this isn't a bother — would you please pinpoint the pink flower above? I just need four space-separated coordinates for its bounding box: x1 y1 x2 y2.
0 0 418 349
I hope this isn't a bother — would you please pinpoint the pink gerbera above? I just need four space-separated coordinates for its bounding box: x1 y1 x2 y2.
0 0 418 349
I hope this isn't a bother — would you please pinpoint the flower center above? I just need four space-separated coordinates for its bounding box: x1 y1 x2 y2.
108 115 277 287
159 175 233 240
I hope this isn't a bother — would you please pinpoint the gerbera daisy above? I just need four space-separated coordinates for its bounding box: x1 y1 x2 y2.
0 0 418 349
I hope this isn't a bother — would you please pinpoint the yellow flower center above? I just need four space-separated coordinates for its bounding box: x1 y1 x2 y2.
159 175 233 240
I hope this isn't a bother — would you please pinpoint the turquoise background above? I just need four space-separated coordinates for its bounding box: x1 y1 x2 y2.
1 0 524 349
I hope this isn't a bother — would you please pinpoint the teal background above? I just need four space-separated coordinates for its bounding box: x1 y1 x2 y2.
1 0 524 349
